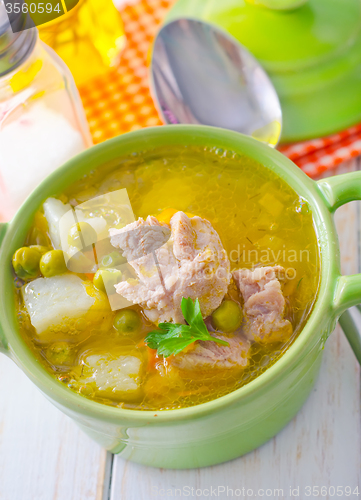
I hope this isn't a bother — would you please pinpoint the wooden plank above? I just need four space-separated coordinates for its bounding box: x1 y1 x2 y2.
0 355 109 500
110 160 361 499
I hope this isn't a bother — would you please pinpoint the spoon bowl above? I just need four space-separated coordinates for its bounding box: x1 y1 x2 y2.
150 18 282 147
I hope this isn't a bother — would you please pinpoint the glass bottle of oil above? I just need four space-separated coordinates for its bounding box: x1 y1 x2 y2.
0 1 92 220
38 0 126 86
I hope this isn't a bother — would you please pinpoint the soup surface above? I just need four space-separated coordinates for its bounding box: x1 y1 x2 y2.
14 145 320 411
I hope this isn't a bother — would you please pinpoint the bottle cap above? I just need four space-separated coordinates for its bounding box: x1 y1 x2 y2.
0 0 36 77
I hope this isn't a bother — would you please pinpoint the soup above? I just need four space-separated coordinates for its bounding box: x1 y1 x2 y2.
13 145 320 411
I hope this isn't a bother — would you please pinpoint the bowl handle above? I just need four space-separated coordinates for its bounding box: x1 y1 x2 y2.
318 172 361 363
317 172 361 311
0 222 9 353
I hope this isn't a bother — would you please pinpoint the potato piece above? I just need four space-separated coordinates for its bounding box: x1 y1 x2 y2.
258 193 284 217
21 274 110 338
80 350 144 400
43 197 107 252
43 198 72 249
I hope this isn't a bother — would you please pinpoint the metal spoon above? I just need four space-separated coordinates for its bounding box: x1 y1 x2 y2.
150 18 282 147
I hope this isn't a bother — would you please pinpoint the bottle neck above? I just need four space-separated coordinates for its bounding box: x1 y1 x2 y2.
0 3 37 77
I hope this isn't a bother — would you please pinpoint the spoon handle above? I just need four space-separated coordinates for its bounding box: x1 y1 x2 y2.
339 310 361 366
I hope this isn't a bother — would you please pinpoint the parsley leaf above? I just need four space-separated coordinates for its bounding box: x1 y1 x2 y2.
145 297 229 357
181 297 209 338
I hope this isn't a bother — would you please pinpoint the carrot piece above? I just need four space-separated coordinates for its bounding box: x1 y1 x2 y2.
156 208 198 225
146 346 159 372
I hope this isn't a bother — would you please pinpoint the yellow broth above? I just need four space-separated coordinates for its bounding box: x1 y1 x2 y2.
15 145 320 411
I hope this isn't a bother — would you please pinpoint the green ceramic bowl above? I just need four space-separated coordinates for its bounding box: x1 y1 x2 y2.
0 126 360 469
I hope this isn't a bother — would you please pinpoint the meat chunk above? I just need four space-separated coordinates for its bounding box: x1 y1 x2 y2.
172 334 250 370
110 212 231 324
233 266 292 343
109 216 171 261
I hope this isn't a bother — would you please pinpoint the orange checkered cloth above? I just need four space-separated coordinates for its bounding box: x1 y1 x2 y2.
79 0 361 179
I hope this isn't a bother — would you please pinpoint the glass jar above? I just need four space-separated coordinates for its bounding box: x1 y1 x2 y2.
0 2 92 221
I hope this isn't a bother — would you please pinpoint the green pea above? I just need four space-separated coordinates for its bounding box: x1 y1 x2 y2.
211 300 242 333
113 309 142 335
46 342 73 366
93 268 122 294
12 247 42 280
40 250 67 277
100 251 126 269
68 222 97 249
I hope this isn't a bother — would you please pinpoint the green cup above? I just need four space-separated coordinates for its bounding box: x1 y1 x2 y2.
0 126 360 469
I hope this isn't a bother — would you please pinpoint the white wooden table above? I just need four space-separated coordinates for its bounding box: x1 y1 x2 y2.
0 159 360 500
